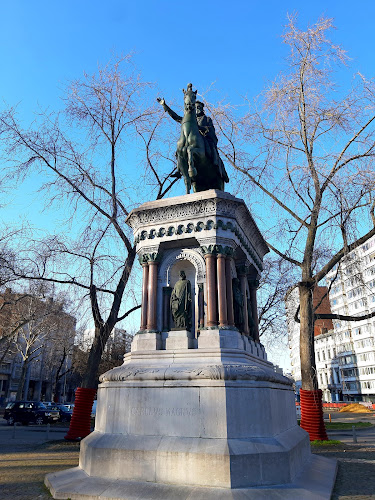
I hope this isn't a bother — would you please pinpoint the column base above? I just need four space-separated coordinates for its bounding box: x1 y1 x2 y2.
198 328 243 349
163 330 197 350
131 332 162 352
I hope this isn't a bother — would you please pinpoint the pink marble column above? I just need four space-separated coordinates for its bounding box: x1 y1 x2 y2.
146 261 158 331
217 253 228 327
239 273 249 336
204 253 218 327
140 263 149 331
225 256 235 327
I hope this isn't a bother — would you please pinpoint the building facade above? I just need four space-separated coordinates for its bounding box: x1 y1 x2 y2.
287 236 375 402
0 291 76 404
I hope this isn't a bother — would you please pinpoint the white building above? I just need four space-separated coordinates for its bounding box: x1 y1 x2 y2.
325 236 375 402
287 236 375 403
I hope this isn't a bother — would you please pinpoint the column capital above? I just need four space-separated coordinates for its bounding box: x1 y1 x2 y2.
201 244 219 256
140 252 161 264
201 244 234 256
248 278 260 288
224 246 235 258
236 264 249 276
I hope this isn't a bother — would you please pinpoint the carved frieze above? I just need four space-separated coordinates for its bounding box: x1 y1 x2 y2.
127 191 269 272
127 198 239 231
99 362 291 386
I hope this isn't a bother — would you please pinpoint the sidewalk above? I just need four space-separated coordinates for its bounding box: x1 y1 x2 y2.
327 425 375 447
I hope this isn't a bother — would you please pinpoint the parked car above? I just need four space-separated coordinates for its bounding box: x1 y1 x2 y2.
3 401 60 425
44 402 73 422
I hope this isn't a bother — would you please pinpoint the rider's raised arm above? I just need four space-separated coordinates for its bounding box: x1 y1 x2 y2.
157 98 182 123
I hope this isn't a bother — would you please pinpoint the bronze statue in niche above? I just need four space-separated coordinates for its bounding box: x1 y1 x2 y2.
170 270 192 330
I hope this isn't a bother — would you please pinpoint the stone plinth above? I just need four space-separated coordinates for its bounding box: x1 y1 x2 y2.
46 347 336 498
46 190 336 499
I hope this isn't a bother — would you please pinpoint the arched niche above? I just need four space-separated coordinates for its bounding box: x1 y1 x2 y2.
157 248 205 334
158 247 206 285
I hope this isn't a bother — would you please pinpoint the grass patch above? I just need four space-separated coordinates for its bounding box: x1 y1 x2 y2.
325 421 373 430
310 439 341 446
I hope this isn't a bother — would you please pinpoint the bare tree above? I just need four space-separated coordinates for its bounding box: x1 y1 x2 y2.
213 16 375 439
0 57 175 437
257 256 294 342
0 288 72 400
41 307 76 402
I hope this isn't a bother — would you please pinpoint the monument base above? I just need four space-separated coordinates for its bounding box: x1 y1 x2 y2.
46 346 336 499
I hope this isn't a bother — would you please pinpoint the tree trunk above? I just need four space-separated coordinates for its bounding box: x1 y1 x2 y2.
16 360 28 400
299 284 317 391
298 283 328 441
65 325 108 440
81 326 108 389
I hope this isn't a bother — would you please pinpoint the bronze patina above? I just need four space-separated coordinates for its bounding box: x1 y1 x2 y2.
157 83 229 194
170 270 192 330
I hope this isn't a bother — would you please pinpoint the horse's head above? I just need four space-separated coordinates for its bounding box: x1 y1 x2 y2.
183 83 197 112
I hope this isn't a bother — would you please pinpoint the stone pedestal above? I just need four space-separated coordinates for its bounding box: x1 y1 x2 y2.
131 332 162 352
46 190 336 499
46 346 336 499
164 329 196 349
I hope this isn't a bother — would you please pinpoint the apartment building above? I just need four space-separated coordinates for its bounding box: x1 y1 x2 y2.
287 236 375 402
0 290 76 403
325 236 375 402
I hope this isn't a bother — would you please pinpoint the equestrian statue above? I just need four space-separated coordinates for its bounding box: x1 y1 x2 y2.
157 83 229 194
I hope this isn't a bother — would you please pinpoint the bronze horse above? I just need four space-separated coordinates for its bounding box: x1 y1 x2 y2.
158 84 228 194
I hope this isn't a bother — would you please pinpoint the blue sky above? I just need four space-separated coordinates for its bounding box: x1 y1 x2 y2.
1 0 375 115
1 0 375 370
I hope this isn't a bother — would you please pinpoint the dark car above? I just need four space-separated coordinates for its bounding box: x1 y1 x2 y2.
44 402 73 422
3 401 60 425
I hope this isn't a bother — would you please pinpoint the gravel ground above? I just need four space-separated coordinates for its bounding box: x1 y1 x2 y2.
1 435 375 499
312 443 375 500
0 439 80 499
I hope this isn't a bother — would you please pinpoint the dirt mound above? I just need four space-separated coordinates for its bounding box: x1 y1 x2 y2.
339 403 372 413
